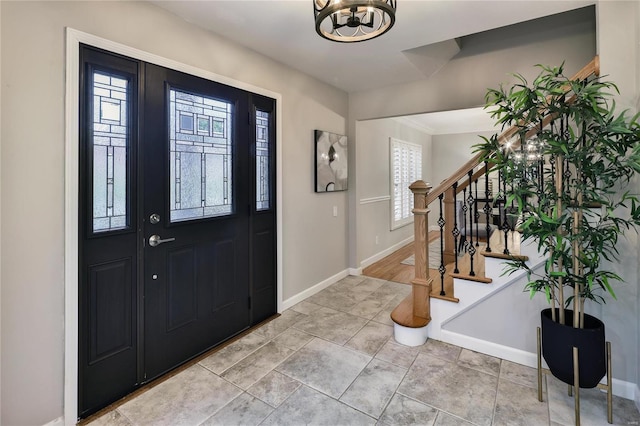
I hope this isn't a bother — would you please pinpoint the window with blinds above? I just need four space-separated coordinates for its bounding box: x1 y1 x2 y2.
390 138 422 230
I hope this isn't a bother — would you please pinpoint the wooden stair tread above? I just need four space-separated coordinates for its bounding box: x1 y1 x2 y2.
429 263 458 302
482 230 528 261
449 272 492 283
390 294 431 328
481 251 528 261
448 249 492 283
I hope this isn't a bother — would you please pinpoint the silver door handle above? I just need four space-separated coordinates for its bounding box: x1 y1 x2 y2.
148 234 176 247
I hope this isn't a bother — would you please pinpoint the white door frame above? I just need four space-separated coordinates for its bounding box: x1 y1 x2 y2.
64 28 284 424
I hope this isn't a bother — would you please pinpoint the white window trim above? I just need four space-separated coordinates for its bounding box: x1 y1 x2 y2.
389 137 422 231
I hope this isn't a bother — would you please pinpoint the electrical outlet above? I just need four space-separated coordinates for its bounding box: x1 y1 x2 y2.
333 206 338 217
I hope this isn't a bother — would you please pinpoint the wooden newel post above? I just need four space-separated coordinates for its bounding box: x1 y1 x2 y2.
390 180 433 336
409 180 433 320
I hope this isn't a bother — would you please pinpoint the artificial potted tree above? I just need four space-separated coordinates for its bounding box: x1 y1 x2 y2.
475 62 640 422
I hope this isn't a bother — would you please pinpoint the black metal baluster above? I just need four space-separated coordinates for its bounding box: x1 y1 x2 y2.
538 120 545 199
467 171 476 276
483 161 492 252
538 150 544 198
461 186 468 253
502 163 510 255
452 183 460 274
438 193 446 296
563 116 571 202
550 152 556 197
474 178 480 246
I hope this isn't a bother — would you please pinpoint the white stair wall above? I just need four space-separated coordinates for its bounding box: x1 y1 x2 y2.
426 237 547 366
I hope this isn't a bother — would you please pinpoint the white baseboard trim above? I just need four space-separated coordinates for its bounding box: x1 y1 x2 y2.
610 378 638 401
281 268 349 311
429 225 439 232
349 267 362 276
439 330 537 368
437 330 637 400
43 416 64 426
359 236 414 269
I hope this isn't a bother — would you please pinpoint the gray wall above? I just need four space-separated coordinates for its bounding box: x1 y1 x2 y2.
431 132 494 188
428 131 496 226
355 118 432 265
595 0 640 389
0 1 348 424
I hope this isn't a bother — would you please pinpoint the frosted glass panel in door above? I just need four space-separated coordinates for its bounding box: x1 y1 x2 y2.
255 110 270 211
92 71 129 232
169 89 233 222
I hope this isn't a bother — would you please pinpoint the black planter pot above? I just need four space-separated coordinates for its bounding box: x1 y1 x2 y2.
541 308 606 388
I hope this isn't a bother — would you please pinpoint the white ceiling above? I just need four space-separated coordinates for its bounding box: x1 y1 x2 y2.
151 0 595 93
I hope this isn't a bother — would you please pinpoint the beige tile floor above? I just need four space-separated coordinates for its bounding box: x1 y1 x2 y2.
88 275 640 426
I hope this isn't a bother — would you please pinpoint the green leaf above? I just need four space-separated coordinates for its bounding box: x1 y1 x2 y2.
602 276 617 300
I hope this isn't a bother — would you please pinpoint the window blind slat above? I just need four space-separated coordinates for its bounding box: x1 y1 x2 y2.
390 138 422 228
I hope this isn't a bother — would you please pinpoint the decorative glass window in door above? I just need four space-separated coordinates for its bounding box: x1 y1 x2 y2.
169 89 233 222
255 110 270 211
92 71 129 233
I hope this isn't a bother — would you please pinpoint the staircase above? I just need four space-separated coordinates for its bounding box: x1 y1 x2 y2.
390 56 601 352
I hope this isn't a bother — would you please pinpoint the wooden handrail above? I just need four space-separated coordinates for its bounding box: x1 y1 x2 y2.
425 56 600 206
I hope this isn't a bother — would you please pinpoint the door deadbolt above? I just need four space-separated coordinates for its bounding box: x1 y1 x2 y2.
149 213 161 224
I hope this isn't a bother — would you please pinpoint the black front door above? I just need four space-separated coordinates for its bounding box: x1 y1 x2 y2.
78 46 276 418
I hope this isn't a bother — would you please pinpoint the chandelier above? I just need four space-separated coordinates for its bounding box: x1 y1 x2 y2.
313 0 397 43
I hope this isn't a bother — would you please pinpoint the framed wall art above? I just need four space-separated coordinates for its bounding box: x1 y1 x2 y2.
314 130 348 192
